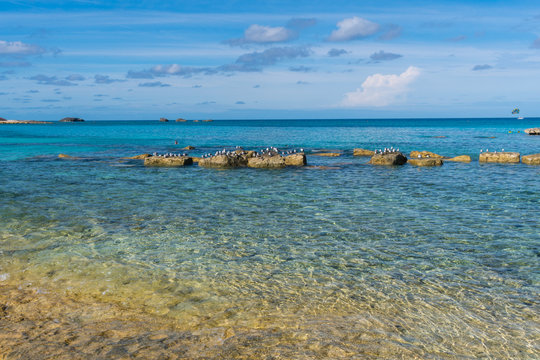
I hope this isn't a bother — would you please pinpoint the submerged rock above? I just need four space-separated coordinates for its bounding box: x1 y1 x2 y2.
445 155 471 162
410 150 444 159
58 153 78 159
284 153 306 166
59 117 83 123
248 155 286 168
522 153 540 165
479 152 520 164
409 158 443 166
311 152 341 157
126 154 152 160
525 128 540 135
182 145 195 150
353 148 375 156
144 156 193 167
368 153 407 166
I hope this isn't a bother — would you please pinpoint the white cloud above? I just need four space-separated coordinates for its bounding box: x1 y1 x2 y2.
244 24 292 43
0 40 46 56
342 66 420 107
328 17 379 41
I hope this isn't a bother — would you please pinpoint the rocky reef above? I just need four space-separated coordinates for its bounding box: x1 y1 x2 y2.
144 156 193 167
479 152 520 164
445 155 471 162
409 158 444 166
353 148 375 156
159 118 169 122
198 154 249 168
369 152 407 165
0 119 51 124
525 128 540 135
410 150 444 159
522 153 540 165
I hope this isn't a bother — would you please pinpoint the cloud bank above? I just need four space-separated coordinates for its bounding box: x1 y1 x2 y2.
370 50 402 62
328 17 379 41
342 66 420 107
0 40 47 57
472 64 492 71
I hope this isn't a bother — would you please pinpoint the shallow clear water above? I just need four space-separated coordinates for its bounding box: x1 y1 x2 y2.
1 119 539 358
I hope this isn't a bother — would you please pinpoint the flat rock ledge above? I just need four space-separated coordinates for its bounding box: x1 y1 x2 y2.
479 152 520 164
525 128 540 135
369 153 407 166
248 155 285 168
445 155 471 162
199 153 306 169
409 158 443 166
144 156 193 167
353 148 375 156
410 150 444 159
522 153 540 165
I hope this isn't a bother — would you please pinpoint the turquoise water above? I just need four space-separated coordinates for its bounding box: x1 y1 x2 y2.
1 119 539 358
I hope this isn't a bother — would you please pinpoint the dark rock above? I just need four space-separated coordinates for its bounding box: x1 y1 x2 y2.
368 153 407 165
159 118 169 122
525 128 540 135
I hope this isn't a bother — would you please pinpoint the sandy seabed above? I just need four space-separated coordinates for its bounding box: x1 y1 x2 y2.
0 284 401 360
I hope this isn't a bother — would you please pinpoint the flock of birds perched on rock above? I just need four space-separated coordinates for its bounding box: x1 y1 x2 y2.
152 152 188 158
374 147 400 155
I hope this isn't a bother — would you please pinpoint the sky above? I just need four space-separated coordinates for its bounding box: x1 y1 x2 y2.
1 0 539 120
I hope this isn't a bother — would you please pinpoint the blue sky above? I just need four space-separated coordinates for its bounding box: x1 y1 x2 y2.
1 0 539 120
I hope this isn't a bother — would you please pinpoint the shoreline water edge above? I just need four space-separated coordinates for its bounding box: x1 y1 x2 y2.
0 119 539 359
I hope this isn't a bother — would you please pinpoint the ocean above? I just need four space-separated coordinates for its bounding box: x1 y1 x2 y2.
0 118 539 359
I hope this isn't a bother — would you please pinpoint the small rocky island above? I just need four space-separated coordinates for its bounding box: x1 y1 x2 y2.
60 117 84 122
